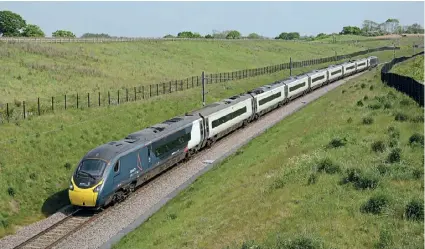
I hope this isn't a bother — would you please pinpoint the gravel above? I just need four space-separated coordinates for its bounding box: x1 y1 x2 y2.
0 71 367 249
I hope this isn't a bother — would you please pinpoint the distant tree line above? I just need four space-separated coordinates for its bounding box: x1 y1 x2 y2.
1 10 423 40
341 18 424 36
0 10 76 37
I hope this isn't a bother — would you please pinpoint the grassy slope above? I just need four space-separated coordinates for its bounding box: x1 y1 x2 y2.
391 54 424 83
113 65 424 249
0 39 391 103
0 42 417 238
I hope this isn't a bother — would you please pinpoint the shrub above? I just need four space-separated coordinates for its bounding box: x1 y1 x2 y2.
405 199 424 221
377 165 390 176
363 117 374 125
342 90 346 94
361 83 366 89
240 240 260 249
364 95 369 100
276 236 323 249
343 168 362 183
327 138 346 148
347 117 353 123
383 102 392 109
387 148 401 163
357 100 364 106
368 103 382 110
64 162 72 170
409 133 424 146
394 112 408 122
369 85 374 90
7 187 15 197
166 213 177 220
307 173 318 185
29 173 37 180
317 158 340 174
388 138 398 148
387 91 397 100
375 230 393 249
371 141 386 153
412 169 423 180
387 127 400 139
410 115 424 123
361 195 390 214
354 174 380 190
400 99 412 106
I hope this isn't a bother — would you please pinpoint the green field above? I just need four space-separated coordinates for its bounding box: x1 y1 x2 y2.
391 54 424 83
0 39 394 103
113 63 424 249
0 40 420 239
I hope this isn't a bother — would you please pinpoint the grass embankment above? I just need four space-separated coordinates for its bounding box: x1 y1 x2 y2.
390 54 424 83
0 39 390 103
113 64 424 249
0 45 417 238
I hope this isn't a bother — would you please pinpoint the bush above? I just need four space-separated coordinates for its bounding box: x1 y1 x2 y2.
387 127 400 139
361 83 366 89
377 165 390 176
363 117 374 125
347 117 353 123
364 95 369 100
354 174 379 190
29 173 37 180
400 99 412 106
317 158 340 174
307 173 318 185
342 90 346 94
357 100 364 106
240 240 261 249
394 113 408 122
405 199 424 221
387 91 397 100
276 236 323 249
368 103 382 110
369 85 374 91
375 230 393 249
383 102 392 109
410 115 424 123
409 133 424 146
343 168 362 183
412 169 423 180
361 195 390 214
387 148 401 163
7 187 15 197
64 162 72 170
327 138 346 148
388 138 398 148
371 141 386 153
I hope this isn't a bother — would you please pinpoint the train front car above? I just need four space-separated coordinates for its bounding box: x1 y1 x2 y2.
68 146 112 209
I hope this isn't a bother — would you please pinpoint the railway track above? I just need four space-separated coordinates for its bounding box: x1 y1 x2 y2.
13 209 98 249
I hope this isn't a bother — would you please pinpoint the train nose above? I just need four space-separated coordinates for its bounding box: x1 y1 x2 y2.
69 180 100 207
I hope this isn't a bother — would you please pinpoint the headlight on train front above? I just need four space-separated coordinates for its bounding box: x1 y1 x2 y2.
69 182 74 190
93 183 103 193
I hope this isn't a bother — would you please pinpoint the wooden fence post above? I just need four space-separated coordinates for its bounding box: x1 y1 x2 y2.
38 98 40 115
134 87 137 101
118 90 120 104
65 95 67 110
51 97 54 111
88 93 90 108
108 91 111 105
23 101 26 119
6 103 9 122
77 93 79 109
98 92 101 106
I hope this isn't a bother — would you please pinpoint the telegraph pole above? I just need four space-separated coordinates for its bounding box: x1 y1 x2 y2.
289 57 292 76
201 71 205 106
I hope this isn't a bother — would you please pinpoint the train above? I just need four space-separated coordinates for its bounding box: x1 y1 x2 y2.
68 56 379 209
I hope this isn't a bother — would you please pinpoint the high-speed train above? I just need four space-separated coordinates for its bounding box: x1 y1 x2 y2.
68 56 379 208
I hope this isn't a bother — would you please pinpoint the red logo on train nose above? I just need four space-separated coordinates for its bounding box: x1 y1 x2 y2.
184 146 188 152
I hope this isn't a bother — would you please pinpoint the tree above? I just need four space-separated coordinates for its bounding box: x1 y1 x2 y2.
163 34 174 38
275 32 300 40
226 30 241 39
340 26 362 35
362 20 379 34
52 30 76 38
406 23 424 34
247 33 261 39
22 24 45 37
0 10 26 36
204 34 213 39
81 33 111 38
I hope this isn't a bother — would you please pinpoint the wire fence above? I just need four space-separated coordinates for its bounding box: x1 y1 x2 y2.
381 51 424 107
0 46 400 124
0 36 401 44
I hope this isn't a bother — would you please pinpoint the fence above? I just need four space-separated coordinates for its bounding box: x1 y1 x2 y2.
380 51 424 107
0 36 400 44
0 46 399 124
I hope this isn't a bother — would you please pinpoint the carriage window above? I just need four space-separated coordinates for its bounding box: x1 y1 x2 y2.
114 161 120 172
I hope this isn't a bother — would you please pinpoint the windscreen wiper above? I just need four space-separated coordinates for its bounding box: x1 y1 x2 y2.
78 170 96 180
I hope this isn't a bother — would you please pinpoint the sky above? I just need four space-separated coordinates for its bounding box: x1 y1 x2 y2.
0 1 424 38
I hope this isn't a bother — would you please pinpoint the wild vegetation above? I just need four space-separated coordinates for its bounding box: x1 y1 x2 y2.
0 46 414 239
390 54 424 83
113 62 424 249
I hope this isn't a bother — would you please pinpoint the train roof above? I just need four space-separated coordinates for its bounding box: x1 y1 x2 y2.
247 80 285 95
83 114 200 162
305 68 327 76
189 93 252 117
283 74 308 84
